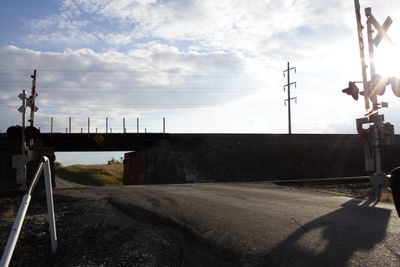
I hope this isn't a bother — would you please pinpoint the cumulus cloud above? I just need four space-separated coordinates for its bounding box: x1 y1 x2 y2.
0 44 272 132
23 0 354 54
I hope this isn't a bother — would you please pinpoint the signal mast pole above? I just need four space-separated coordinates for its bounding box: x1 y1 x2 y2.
283 62 297 135
349 1 394 194
29 69 37 127
354 0 370 111
365 7 382 176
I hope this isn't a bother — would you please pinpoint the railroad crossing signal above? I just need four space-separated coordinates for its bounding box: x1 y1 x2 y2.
18 93 25 101
373 16 393 47
343 1 400 205
27 95 39 112
369 12 393 47
18 93 38 113
342 5 397 103
18 92 26 114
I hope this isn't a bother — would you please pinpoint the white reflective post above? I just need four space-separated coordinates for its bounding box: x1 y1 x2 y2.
43 156 57 252
0 194 31 267
0 156 57 267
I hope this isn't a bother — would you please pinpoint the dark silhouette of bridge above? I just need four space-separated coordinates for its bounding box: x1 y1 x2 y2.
0 133 167 152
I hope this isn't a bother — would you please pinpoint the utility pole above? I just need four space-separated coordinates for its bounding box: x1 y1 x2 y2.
283 62 297 135
163 117 166 135
123 118 126 133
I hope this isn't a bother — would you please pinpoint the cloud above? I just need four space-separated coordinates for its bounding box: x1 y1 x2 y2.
22 0 355 54
22 0 400 62
0 44 271 132
24 0 391 67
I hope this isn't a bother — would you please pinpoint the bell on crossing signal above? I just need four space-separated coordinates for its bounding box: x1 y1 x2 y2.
391 77 400 97
342 81 359 100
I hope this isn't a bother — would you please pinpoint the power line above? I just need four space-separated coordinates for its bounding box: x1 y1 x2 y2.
0 68 263 75
0 103 221 107
0 87 263 92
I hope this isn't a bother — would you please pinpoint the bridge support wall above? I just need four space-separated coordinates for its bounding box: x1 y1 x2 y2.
123 134 400 184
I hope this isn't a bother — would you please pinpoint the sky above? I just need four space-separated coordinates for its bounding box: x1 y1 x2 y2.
0 0 400 165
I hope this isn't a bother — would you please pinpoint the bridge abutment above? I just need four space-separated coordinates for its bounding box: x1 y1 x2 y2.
123 134 400 184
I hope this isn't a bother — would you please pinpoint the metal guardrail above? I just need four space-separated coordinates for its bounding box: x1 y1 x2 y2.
0 156 57 267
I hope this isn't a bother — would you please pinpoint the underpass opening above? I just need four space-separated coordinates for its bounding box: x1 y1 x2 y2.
54 151 130 187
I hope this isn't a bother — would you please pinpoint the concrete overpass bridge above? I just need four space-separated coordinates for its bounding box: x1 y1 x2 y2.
1 132 400 189
38 133 167 152
0 132 167 153
0 131 167 189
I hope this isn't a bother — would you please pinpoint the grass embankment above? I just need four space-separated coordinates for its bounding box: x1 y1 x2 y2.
56 164 123 186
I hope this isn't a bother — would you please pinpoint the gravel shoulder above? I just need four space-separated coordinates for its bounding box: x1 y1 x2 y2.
288 182 393 202
0 189 237 267
0 192 184 266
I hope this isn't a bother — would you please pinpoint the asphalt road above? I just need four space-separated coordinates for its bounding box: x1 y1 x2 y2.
56 182 400 266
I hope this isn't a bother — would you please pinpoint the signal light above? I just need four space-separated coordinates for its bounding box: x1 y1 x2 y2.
6 126 22 140
391 77 400 97
369 74 389 97
382 122 394 136
342 81 359 100
25 126 40 139
6 126 40 140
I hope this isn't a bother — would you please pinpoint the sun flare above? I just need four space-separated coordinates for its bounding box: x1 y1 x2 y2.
374 43 400 78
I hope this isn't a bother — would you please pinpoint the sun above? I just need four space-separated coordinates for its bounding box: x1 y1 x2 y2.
374 42 400 78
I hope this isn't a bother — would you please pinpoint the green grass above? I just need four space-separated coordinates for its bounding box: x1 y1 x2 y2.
56 164 123 186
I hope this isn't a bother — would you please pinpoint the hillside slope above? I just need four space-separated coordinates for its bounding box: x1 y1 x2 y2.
56 164 123 186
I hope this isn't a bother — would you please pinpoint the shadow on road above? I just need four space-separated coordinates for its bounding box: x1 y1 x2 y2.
262 199 391 266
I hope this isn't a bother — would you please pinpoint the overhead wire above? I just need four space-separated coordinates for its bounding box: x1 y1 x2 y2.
0 68 342 112
0 68 262 75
